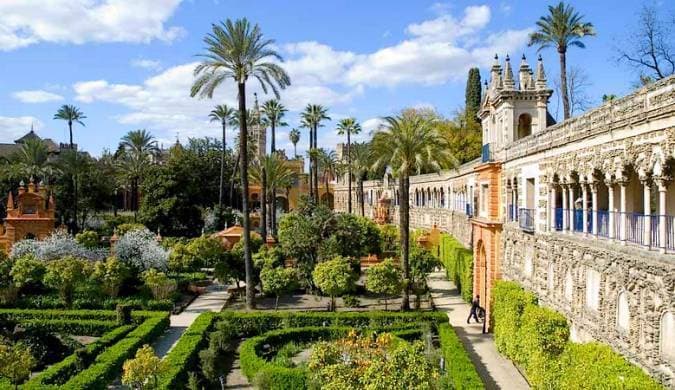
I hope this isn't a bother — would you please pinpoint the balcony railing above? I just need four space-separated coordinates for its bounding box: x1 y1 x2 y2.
519 208 535 232
554 208 563 231
597 210 609 238
481 143 492 163
508 204 519 222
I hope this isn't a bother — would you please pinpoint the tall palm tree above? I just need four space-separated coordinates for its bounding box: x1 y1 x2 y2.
336 118 361 214
191 18 291 309
528 2 595 120
250 154 295 237
209 104 237 219
11 138 52 181
301 104 330 202
117 129 159 221
54 104 86 149
371 111 455 310
289 128 300 157
350 142 372 217
261 99 288 155
317 148 337 207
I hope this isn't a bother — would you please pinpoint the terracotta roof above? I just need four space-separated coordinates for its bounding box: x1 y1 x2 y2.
212 225 261 239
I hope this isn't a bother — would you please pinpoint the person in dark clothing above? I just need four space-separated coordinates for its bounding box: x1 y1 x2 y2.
467 295 481 323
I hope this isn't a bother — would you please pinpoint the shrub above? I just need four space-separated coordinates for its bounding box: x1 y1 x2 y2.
75 230 100 249
312 257 357 311
0 340 36 388
117 304 132 325
116 223 147 236
10 255 45 290
142 269 177 300
44 257 87 307
90 257 129 298
260 267 297 310
342 295 360 308
492 280 537 362
438 323 484 389
438 234 473 302
11 230 106 261
365 259 402 311
116 228 169 271
122 344 166 389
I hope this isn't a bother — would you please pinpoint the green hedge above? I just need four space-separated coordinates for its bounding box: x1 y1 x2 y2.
61 313 170 389
438 234 473 302
23 325 135 388
492 281 662 389
438 323 484 389
156 312 217 389
19 319 117 336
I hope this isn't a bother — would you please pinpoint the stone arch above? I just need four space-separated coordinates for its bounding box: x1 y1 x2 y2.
616 290 630 333
564 269 574 302
517 113 532 140
661 311 675 364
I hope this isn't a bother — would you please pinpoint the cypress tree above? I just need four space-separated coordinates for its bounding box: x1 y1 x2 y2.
465 68 482 118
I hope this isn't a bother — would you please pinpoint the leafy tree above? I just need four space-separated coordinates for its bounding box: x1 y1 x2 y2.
115 228 169 271
528 2 595 119
191 18 291 310
122 344 166 390
260 266 296 309
91 257 129 297
116 129 160 220
300 104 331 201
209 104 237 219
289 128 301 157
312 256 356 311
44 257 86 307
278 211 322 287
409 246 440 309
10 255 45 291
336 118 361 213
0 340 36 389
185 235 227 268
465 67 482 118
371 111 455 310
366 259 402 310
330 213 381 258
142 269 177 300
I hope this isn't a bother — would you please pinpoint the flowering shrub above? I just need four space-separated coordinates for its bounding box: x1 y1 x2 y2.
142 269 177 300
116 229 168 271
10 230 106 261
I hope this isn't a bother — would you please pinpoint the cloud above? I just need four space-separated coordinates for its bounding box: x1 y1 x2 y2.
407 5 491 43
0 116 42 142
12 90 63 103
0 0 185 51
131 59 162 71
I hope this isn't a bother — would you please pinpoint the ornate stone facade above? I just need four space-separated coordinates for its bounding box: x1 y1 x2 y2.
334 55 675 386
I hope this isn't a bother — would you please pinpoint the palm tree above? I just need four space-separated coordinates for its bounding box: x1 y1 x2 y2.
54 105 86 149
209 104 237 218
371 111 455 310
249 154 295 237
289 128 300 157
336 118 361 214
528 2 595 120
350 142 372 217
317 148 337 207
261 99 288 155
11 138 52 181
191 18 291 310
300 104 330 202
117 129 159 221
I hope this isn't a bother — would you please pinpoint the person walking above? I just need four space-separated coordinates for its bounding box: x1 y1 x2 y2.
467 295 481 323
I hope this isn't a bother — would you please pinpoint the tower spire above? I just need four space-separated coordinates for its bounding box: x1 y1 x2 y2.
6 192 13 211
490 54 502 90
502 54 515 90
519 54 532 90
535 54 548 90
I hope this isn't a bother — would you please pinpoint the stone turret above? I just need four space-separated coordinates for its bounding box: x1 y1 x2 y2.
502 54 516 90
490 54 502 91
6 192 13 211
535 54 548 90
519 54 533 90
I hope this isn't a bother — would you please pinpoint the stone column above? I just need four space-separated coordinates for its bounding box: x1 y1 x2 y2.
550 184 557 231
619 181 628 245
642 178 651 247
607 180 615 240
656 178 668 253
561 184 568 231
568 184 575 233
582 182 589 235
590 182 598 236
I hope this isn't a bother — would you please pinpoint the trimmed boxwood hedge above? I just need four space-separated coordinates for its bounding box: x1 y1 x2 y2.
438 323 484 389
156 312 217 389
492 280 663 389
61 313 170 389
438 234 473 302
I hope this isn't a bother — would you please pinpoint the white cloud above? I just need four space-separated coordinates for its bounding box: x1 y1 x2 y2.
12 90 64 103
131 59 162 71
0 0 185 51
0 116 42 142
407 5 491 43
362 118 386 134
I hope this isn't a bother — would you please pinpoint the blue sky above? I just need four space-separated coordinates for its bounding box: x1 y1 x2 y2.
0 0 668 157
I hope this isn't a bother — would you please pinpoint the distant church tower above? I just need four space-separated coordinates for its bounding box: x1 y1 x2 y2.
479 54 553 150
250 93 267 158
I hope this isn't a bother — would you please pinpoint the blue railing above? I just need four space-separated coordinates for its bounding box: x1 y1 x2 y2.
519 208 535 232
554 208 563 231
573 209 584 233
481 143 492 163
508 204 519 222
667 216 675 251
466 204 474 217
651 216 660 248
597 210 609 238
625 212 646 246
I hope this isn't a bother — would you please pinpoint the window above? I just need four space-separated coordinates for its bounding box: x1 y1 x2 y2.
517 113 532 140
480 184 489 217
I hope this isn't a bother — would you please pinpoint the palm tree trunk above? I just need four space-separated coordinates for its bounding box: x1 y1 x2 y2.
359 178 365 217
271 122 276 155
559 49 570 120
293 143 297 158
271 122 277 236
218 120 226 221
238 83 255 310
229 153 240 209
400 174 410 311
308 129 313 200
347 131 352 214
313 125 319 202
68 121 73 149
261 166 267 240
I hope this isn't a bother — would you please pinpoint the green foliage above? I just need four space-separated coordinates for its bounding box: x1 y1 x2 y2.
91 257 129 298
75 230 100 249
409 245 439 294
312 257 357 310
330 214 382 257
10 255 45 290
43 257 86 307
492 281 661 389
465 67 482 118
378 224 399 254
122 344 166 389
278 211 321 264
260 267 297 309
438 234 473 302
142 269 177 300
365 259 402 309
342 295 360 308
116 223 146 236
0 339 36 387
186 235 226 268
438 323 484 389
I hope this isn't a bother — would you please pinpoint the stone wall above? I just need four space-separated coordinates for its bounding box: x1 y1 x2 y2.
501 225 675 387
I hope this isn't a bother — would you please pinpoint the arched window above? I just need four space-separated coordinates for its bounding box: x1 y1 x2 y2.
661 312 675 363
547 262 555 292
564 271 573 302
616 291 630 333
517 113 532 140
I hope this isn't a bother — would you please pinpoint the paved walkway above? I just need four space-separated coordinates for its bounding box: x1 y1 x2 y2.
427 271 530 390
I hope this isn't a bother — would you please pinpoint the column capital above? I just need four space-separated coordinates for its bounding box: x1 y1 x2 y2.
654 176 672 191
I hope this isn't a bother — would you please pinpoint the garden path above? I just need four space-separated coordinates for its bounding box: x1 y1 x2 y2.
427 271 530 390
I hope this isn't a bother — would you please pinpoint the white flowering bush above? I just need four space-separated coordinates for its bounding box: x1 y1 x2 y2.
115 228 169 271
10 230 107 261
